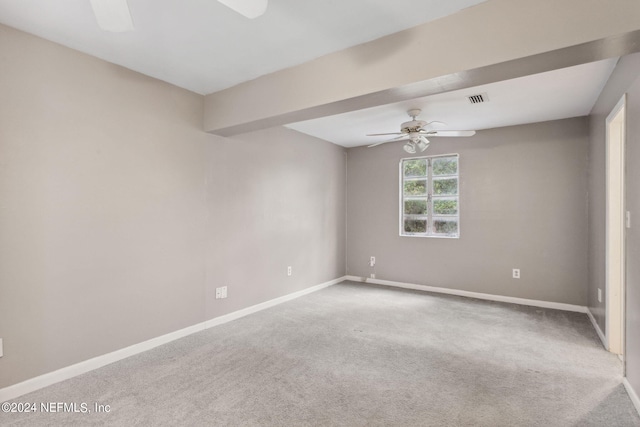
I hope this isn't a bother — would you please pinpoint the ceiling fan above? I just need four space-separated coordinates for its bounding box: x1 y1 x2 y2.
367 109 476 154
90 0 268 32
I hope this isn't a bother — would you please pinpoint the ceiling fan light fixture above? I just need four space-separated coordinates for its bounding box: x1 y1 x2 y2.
403 142 417 154
217 0 268 18
416 137 430 152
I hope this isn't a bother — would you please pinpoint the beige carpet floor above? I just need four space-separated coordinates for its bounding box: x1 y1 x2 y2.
2 281 639 426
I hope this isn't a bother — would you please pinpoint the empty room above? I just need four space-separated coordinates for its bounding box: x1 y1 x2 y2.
1 0 640 425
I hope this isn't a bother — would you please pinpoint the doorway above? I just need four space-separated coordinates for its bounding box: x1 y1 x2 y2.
605 94 626 357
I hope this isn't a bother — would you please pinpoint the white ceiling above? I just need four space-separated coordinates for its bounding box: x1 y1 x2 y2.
0 1 620 145
0 0 487 94
285 58 618 147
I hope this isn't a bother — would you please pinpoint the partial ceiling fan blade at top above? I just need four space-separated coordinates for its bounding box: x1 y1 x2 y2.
217 0 268 18
90 0 134 32
366 132 404 137
425 130 476 137
367 135 408 148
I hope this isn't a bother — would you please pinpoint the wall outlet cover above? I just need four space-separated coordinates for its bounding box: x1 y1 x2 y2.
216 287 227 299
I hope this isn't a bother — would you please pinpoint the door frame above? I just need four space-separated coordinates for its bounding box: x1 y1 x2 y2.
605 94 626 358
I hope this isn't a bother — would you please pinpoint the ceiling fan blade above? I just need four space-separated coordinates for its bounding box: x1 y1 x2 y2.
368 135 408 148
366 132 404 137
217 0 268 18
424 120 446 127
90 0 134 32
425 130 476 137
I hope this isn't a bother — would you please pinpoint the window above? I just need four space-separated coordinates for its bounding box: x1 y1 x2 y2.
400 154 459 238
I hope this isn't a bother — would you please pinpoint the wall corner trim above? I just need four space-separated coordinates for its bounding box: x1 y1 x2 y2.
586 308 608 349
344 276 588 313
0 276 347 403
623 378 640 417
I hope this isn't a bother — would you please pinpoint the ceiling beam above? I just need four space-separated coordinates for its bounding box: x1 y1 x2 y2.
204 0 640 137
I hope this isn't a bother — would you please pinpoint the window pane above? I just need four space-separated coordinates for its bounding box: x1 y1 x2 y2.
432 219 458 235
433 198 458 215
400 154 459 238
404 219 427 233
405 199 427 215
432 157 458 175
404 179 427 196
433 177 457 195
404 159 427 177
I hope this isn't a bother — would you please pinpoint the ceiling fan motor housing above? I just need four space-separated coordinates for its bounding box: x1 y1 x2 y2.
401 120 427 133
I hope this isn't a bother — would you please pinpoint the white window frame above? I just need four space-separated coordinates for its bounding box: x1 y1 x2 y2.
399 153 460 238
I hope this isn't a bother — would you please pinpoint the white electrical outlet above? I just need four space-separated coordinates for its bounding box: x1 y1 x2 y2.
287 266 292 276
627 211 631 228
0 338 3 358
598 288 602 303
512 269 520 279
369 256 376 267
215 286 228 299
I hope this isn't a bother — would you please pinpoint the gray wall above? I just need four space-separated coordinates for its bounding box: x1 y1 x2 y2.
587 52 640 398
347 118 589 305
0 24 346 389
204 127 346 319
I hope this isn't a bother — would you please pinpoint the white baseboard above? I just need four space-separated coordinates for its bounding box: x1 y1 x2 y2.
623 378 640 417
586 308 608 349
0 322 207 404
0 276 346 403
344 275 588 313
204 276 344 329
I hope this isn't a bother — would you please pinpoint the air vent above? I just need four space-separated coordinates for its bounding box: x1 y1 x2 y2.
468 93 488 104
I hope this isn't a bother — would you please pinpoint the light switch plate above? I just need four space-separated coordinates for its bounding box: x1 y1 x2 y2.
626 211 631 228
